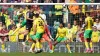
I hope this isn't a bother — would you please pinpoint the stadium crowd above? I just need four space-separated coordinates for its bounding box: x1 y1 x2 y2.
0 4 99 53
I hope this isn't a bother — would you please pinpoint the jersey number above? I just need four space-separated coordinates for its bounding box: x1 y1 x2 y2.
38 21 43 26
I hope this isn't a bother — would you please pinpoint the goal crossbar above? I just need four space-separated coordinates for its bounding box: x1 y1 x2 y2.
0 3 99 5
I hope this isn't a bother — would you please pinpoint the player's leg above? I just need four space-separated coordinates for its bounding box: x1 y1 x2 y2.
29 42 36 53
0 38 6 52
84 30 91 53
35 33 43 51
23 23 32 47
89 30 93 53
29 35 36 53
42 33 53 51
63 38 72 53
53 37 63 52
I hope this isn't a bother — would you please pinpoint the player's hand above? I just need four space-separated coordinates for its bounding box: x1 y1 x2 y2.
50 35 54 41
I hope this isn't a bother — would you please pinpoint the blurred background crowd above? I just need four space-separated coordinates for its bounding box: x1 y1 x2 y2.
0 4 99 42
0 0 100 3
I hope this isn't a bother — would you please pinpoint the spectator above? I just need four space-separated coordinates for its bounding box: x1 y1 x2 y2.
78 17 84 27
8 20 15 31
7 5 14 19
6 15 12 29
0 12 5 25
17 7 24 16
23 6 29 19
68 0 79 15
81 0 86 14
66 23 73 42
9 25 18 42
55 4 63 23
68 0 79 25
72 20 78 42
94 18 100 31
90 7 97 19
87 0 97 11
96 10 100 18
76 26 84 42
0 24 8 52
91 26 100 42
13 11 18 25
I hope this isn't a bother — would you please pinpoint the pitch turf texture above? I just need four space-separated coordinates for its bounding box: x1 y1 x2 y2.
0 52 99 56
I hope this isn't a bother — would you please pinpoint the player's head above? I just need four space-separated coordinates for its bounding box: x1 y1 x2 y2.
67 23 71 28
59 23 64 28
11 25 16 30
95 18 99 23
86 12 90 17
93 26 97 31
19 7 23 12
34 11 40 18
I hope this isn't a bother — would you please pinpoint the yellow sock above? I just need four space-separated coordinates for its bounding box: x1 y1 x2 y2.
1 44 5 50
85 42 89 49
90 42 93 49
52 45 55 51
36 42 40 50
40 43 43 49
66 44 71 53
31 43 35 49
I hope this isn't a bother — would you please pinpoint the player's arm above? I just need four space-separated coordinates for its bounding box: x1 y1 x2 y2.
83 18 88 29
56 29 58 38
65 28 68 37
46 26 54 41
11 19 26 35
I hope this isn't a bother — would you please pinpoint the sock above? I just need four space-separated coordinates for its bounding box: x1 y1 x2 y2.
30 43 35 51
66 44 71 53
90 42 93 50
40 42 43 49
1 44 5 50
36 42 40 50
85 42 89 49
48 42 52 50
52 45 55 51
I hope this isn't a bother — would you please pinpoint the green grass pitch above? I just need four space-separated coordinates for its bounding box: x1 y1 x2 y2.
0 52 99 56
